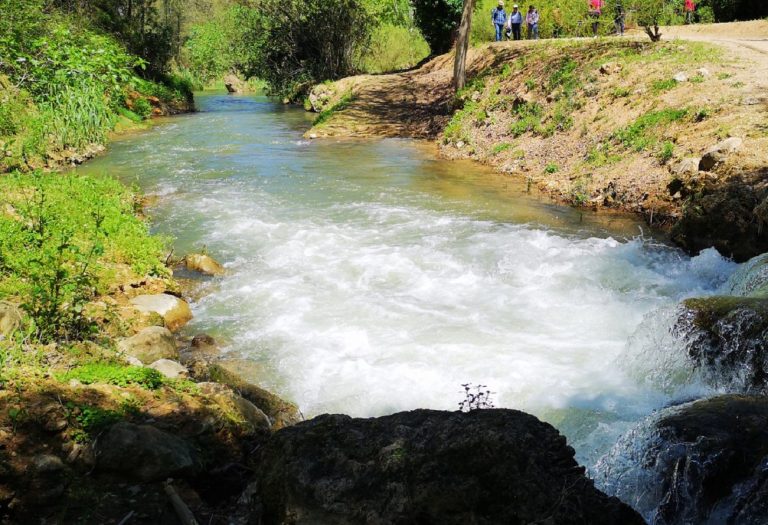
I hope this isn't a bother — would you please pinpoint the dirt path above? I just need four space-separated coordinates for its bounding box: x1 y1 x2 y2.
309 20 768 140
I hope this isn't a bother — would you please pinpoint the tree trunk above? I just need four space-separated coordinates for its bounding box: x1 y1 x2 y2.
453 0 476 92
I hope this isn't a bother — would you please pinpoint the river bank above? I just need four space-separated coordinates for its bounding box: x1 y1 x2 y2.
305 21 768 262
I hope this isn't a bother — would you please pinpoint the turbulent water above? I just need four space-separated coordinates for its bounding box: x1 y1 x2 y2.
78 93 740 468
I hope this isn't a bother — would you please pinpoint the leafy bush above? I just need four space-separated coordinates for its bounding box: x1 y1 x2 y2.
239 0 372 98
361 23 431 74
132 97 152 119
0 171 167 342
412 0 463 55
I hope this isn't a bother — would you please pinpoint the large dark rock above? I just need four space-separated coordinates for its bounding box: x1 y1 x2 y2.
671 171 768 262
95 422 199 482
674 253 768 392
678 296 768 392
598 395 768 525
247 409 644 525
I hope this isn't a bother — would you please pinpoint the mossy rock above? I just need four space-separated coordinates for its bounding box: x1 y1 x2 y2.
208 360 302 430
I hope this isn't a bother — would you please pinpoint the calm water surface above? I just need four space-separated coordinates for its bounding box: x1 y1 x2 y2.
78 93 737 467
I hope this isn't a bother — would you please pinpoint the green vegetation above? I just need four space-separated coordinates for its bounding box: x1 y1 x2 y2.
545 163 559 173
0 0 193 171
612 108 689 151
0 171 168 342
651 78 678 93
314 92 356 126
412 0 463 54
58 363 164 389
491 142 512 156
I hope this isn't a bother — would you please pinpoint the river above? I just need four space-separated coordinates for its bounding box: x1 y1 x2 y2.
78 93 738 469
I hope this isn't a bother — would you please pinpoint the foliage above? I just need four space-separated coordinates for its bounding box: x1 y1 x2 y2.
412 0 464 55
458 383 495 412
239 0 372 99
314 92 356 126
132 97 153 119
0 171 168 342
612 108 688 151
57 363 164 389
67 404 124 442
0 0 192 169
362 23 431 74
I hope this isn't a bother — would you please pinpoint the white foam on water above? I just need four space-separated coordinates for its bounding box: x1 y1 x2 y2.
187 192 736 425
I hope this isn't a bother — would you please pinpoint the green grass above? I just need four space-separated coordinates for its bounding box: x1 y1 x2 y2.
491 142 512 156
612 108 689 151
0 171 168 341
651 78 678 93
611 87 631 99
314 92 355 126
510 102 544 137
545 163 559 174
57 363 164 389
658 140 675 163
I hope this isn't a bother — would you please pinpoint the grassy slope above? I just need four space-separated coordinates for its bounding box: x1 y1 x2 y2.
307 32 768 260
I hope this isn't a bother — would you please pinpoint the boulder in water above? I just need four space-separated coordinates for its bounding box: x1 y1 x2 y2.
185 253 225 276
598 395 768 525
246 409 644 525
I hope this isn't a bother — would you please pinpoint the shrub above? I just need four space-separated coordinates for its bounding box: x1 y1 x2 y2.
361 23 430 73
0 171 167 342
412 0 464 55
240 0 372 98
132 98 152 119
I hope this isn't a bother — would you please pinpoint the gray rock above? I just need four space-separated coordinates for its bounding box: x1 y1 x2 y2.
0 302 22 340
149 359 188 379
190 333 220 356
130 294 192 331
117 326 178 364
96 422 198 482
696 67 711 78
699 137 743 171
671 157 700 176
184 253 225 276
232 396 271 431
209 360 303 430
32 454 64 474
248 409 644 525
673 72 689 82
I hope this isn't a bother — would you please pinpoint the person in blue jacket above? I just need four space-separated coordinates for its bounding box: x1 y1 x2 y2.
492 1 507 42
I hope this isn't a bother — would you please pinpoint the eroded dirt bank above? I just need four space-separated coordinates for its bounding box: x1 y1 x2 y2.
307 21 768 261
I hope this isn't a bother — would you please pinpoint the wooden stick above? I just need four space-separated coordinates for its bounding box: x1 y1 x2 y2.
164 480 200 525
117 510 135 525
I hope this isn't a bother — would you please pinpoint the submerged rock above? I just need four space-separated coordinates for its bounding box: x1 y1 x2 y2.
247 409 644 525
674 253 768 392
95 422 199 482
130 293 192 331
185 253 226 276
117 326 179 364
597 395 768 525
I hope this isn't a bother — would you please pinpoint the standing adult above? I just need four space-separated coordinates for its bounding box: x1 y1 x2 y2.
492 1 508 42
684 0 696 24
526 5 539 40
614 1 625 36
588 0 604 37
509 4 523 41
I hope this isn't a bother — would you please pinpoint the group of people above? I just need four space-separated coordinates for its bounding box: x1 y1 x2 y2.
492 0 699 42
492 2 539 41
